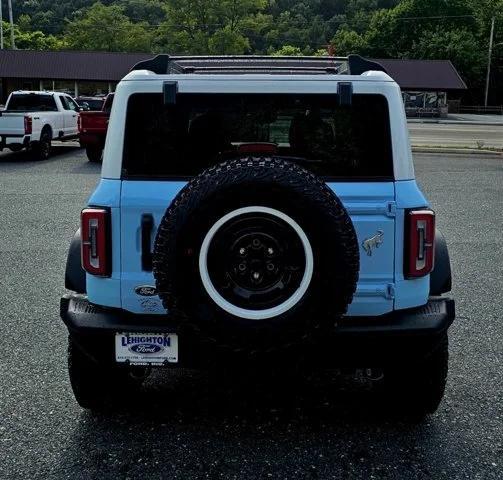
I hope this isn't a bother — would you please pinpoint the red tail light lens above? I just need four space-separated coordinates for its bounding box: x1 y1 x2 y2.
24 116 32 135
237 143 278 155
81 208 110 277
77 113 82 132
405 209 435 278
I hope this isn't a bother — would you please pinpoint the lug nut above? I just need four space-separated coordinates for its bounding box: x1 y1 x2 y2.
266 263 275 271
239 247 246 256
238 263 246 272
252 239 261 248
267 247 274 255
252 272 260 281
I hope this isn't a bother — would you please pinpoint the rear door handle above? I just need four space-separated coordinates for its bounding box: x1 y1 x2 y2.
141 214 154 271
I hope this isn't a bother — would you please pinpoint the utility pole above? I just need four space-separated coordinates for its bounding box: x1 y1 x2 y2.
7 0 14 49
1 0 4 50
485 16 495 107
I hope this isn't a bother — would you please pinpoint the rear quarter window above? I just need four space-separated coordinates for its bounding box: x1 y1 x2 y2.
122 92 393 180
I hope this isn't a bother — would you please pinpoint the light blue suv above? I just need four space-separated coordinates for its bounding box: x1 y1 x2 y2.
61 55 455 415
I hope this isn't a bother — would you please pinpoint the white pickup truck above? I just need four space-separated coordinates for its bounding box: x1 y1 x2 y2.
0 91 80 160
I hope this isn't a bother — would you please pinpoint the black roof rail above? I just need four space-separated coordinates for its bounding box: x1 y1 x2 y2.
130 54 387 76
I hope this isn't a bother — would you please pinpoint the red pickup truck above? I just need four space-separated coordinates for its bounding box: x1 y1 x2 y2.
78 93 114 162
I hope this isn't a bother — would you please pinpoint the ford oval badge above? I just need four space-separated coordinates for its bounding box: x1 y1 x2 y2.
129 344 162 354
135 285 157 296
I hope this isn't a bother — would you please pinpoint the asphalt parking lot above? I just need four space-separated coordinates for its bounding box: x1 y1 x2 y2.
0 146 502 479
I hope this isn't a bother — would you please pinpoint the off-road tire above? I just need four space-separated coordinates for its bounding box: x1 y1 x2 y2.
67 337 142 411
153 157 359 354
382 334 449 419
86 146 103 163
32 132 51 160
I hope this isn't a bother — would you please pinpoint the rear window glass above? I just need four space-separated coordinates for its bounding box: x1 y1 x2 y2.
7 94 58 112
123 93 393 179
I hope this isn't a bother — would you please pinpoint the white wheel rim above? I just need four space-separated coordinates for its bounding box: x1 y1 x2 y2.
198 206 314 320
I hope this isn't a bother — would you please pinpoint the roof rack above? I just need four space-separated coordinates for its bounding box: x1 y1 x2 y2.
130 54 387 76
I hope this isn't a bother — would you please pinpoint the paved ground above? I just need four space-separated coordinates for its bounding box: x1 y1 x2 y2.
0 146 502 479
408 122 503 150
446 113 503 124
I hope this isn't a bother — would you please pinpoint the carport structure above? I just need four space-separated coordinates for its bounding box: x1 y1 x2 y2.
377 58 468 117
0 49 151 102
0 50 467 117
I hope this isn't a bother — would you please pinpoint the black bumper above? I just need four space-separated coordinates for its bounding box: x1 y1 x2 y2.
60 295 455 366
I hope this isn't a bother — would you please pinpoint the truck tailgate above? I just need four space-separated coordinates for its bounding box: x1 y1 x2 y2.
79 112 109 134
0 113 26 136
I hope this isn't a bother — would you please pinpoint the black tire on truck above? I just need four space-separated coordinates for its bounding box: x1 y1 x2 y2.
382 333 449 419
67 337 143 410
86 146 103 163
153 157 360 354
32 130 52 160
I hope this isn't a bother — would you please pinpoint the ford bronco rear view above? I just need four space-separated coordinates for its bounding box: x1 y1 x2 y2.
61 55 455 417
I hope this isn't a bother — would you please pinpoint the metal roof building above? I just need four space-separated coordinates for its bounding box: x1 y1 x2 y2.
0 50 467 115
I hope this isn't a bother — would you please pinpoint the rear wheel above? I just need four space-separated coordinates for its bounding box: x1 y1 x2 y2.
86 146 102 163
32 132 51 160
67 337 143 411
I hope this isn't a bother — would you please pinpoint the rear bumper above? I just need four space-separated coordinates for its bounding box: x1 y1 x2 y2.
78 132 105 148
60 295 455 367
1 134 30 147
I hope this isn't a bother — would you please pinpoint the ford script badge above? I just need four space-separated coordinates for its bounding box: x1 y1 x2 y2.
129 344 162 354
135 285 157 296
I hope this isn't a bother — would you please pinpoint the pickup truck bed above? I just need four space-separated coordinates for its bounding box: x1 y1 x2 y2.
78 93 114 163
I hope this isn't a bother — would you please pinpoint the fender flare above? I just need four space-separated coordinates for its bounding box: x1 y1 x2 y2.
41 124 53 139
65 228 86 294
430 229 452 295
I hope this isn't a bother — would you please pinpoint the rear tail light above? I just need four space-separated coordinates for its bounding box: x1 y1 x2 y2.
77 114 82 132
81 208 110 276
24 116 32 135
405 209 435 278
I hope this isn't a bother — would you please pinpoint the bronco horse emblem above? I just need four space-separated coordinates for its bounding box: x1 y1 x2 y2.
362 230 384 256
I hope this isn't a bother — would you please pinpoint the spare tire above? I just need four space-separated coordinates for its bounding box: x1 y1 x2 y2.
153 158 359 353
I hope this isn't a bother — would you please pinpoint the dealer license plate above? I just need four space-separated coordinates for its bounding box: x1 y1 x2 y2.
115 333 178 365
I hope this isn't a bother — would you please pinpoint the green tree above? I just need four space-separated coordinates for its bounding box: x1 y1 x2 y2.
64 2 153 52
1 20 67 50
157 0 267 54
330 29 367 55
208 26 250 54
330 0 487 92
270 45 303 55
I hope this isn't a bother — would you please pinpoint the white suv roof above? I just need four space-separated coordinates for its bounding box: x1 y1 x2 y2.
101 55 414 181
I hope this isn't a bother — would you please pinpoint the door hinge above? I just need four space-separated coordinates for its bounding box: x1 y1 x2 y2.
386 202 397 217
386 283 395 300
